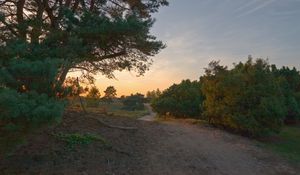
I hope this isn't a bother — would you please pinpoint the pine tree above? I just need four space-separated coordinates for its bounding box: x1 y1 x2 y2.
0 0 167 151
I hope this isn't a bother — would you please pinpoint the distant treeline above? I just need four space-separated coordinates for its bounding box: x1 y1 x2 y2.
151 57 300 136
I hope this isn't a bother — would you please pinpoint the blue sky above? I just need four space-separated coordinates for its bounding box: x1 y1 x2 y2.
93 0 300 96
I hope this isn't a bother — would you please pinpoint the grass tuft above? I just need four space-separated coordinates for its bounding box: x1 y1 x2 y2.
53 133 107 150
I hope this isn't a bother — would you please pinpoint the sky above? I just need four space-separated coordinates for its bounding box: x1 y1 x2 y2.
91 0 300 96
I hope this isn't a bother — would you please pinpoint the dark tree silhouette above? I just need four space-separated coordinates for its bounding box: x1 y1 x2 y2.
103 86 117 103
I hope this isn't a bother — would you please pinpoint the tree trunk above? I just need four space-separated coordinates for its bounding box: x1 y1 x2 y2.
57 66 70 88
31 0 44 44
16 0 26 40
77 77 87 114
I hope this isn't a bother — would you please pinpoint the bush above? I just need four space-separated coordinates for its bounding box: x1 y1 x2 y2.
201 58 286 136
152 79 204 118
122 93 145 111
0 57 66 153
272 66 300 123
0 88 64 125
0 88 65 153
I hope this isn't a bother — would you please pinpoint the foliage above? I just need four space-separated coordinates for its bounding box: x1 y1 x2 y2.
103 86 117 103
0 0 167 147
0 0 168 88
152 79 204 118
53 133 106 150
87 86 101 99
0 88 65 152
61 77 89 98
0 57 66 151
85 86 101 107
0 88 64 130
201 58 286 136
0 58 61 96
146 89 162 102
272 66 300 123
122 93 145 111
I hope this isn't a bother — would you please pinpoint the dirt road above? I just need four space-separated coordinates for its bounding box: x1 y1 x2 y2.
1 110 298 175
138 104 298 175
139 104 156 121
139 120 298 175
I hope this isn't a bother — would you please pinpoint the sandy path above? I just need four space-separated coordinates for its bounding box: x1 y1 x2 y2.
1 109 298 175
136 106 298 175
139 103 156 121
139 121 298 175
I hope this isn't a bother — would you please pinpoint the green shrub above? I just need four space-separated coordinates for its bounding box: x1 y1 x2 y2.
146 89 161 103
152 79 204 118
122 93 145 111
0 88 64 126
272 66 300 123
53 133 106 149
0 88 65 153
201 58 286 136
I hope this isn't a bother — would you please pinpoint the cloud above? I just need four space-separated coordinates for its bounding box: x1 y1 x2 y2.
236 0 276 17
234 0 260 13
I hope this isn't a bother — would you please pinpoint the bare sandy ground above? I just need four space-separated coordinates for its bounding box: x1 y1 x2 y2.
139 104 298 175
1 109 299 175
140 120 298 175
139 104 156 121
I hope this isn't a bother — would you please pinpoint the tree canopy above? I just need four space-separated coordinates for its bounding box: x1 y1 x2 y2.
122 93 145 111
0 0 168 150
152 79 204 118
0 0 168 95
271 65 300 123
201 58 286 136
146 88 161 102
151 57 300 137
103 85 117 102
87 86 101 99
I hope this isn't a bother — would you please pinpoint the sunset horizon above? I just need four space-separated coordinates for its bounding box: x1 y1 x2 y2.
73 0 300 96
1 0 300 173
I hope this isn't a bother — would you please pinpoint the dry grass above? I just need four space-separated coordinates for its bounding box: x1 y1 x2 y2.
68 98 150 119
